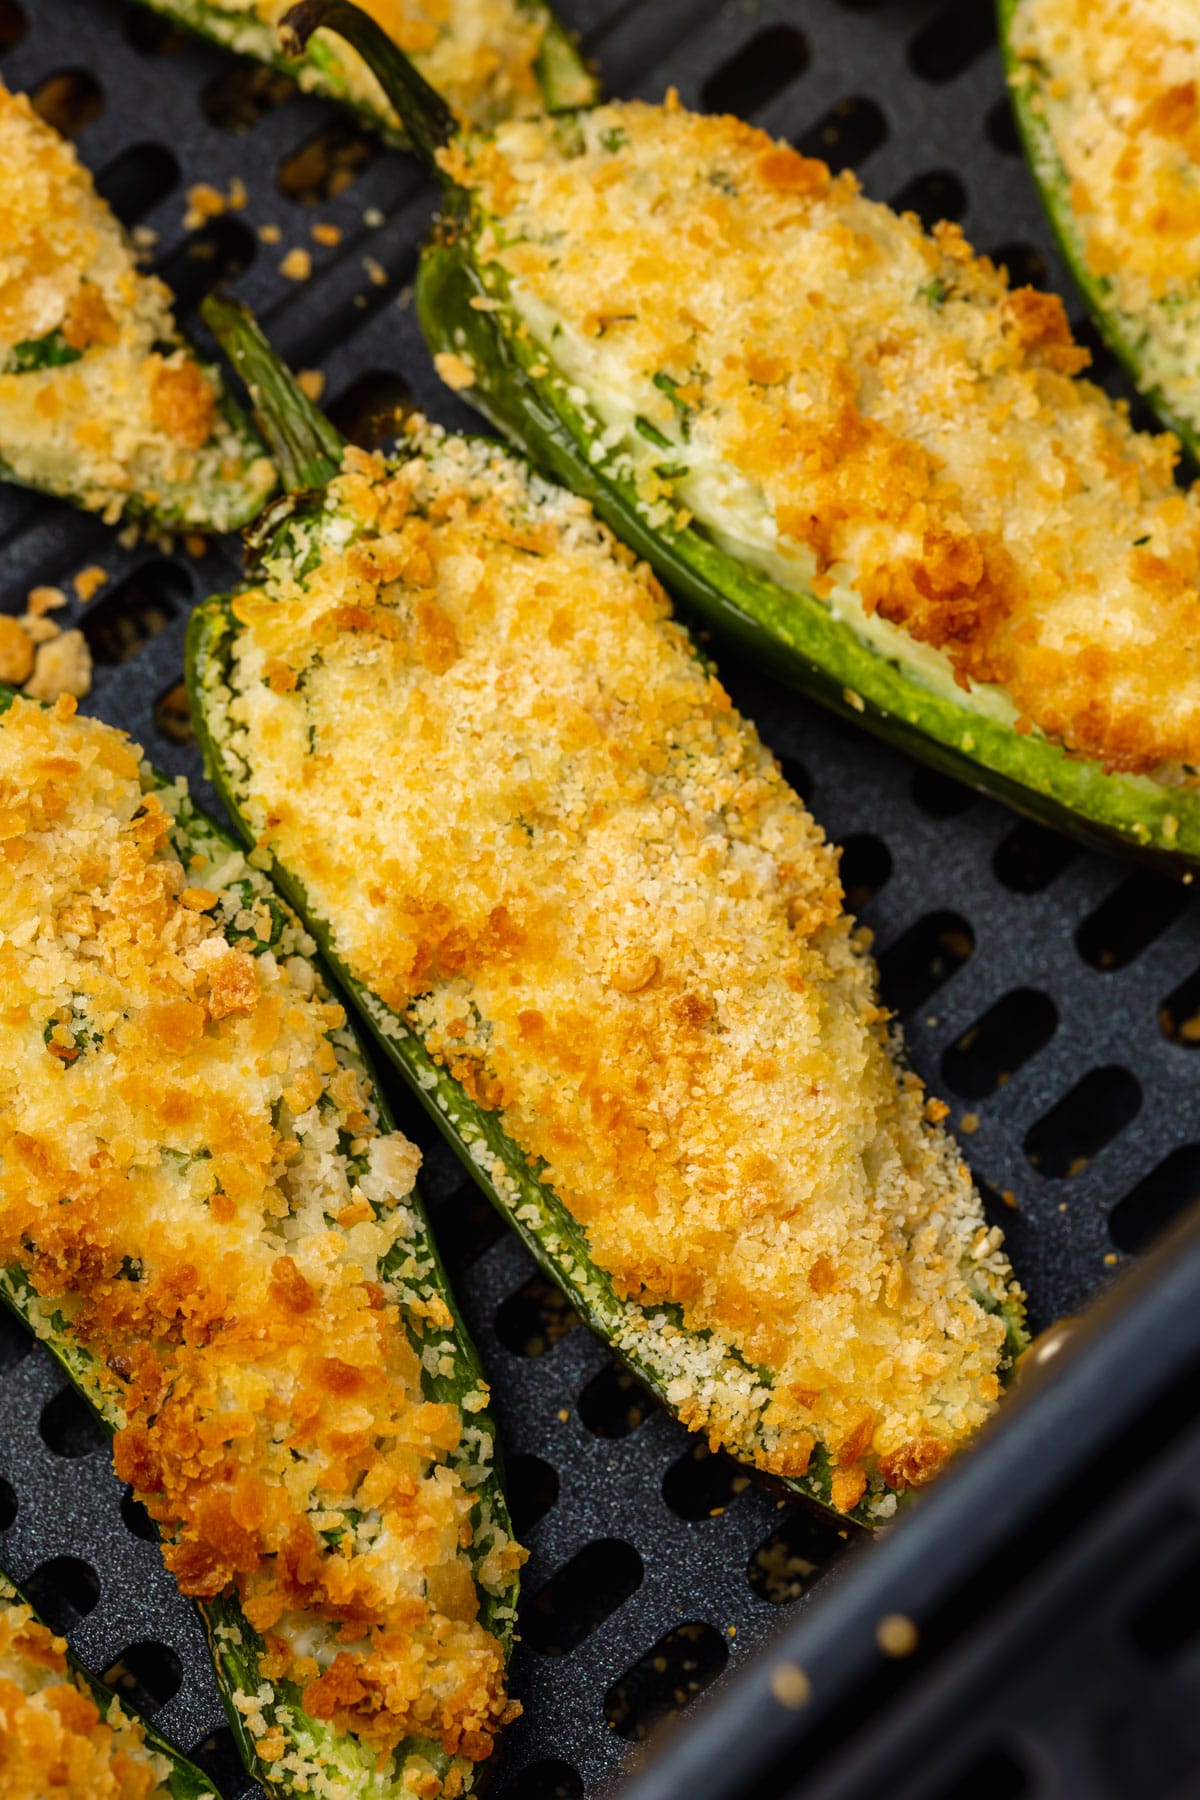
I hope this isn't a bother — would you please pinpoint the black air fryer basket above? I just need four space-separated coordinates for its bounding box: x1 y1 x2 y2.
1 4 1198 1798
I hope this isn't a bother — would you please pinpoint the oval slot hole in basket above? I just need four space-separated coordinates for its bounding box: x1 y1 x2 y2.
0 1 27 55
604 1621 729 1742
505 1453 560 1538
1110 1146 1200 1254
795 95 887 173
662 1442 749 1522
993 820 1075 893
24 1556 100 1633
701 24 809 118
500 1759 582 1800
82 560 189 667
1076 871 1189 972
839 832 892 911
1024 1066 1142 1179
39 1386 108 1459
523 1539 643 1656
102 1640 183 1715
941 989 1057 1099
909 3 994 84
891 168 967 228
878 910 975 1017
203 61 295 132
277 120 379 205
577 1362 651 1438
494 1271 581 1358
747 1507 844 1605
95 142 180 227
328 369 415 451
30 68 104 137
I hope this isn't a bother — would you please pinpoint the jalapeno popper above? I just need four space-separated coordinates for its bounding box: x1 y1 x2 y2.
0 1573 217 1800
0 81 274 531
189 301 1025 1527
1001 0 1200 458
282 2 1200 870
132 0 594 144
0 691 522 1798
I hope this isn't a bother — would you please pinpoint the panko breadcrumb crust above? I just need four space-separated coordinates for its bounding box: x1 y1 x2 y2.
0 81 274 529
442 97 1200 782
1009 0 1200 439
207 427 1023 1518
0 695 521 1798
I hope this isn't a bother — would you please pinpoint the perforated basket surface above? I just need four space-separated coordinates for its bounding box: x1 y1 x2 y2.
1 2 1199 1796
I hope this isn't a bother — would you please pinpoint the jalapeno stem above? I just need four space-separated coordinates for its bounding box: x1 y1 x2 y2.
202 294 344 496
279 0 458 168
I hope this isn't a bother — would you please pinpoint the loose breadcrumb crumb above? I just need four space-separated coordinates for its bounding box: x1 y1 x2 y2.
72 564 107 603
26 585 66 616
183 182 227 231
434 350 477 391
280 246 313 282
24 627 91 701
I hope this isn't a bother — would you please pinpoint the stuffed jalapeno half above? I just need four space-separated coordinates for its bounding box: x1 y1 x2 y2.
1000 0 1200 459
0 1571 218 1800
189 299 1025 1528
0 689 523 1798
283 2 1200 871
132 0 595 145
0 80 274 531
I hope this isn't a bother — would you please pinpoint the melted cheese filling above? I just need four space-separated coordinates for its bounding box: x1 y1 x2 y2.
0 1585 178 1800
1011 0 1200 436
447 100 1200 779
0 82 273 528
0 696 518 1789
213 431 1021 1515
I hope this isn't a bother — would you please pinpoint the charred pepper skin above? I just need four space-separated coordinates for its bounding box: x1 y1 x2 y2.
0 682 520 1800
279 0 1200 875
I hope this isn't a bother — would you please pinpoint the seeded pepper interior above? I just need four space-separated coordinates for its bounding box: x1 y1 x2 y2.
0 695 522 1783
206 428 1023 1516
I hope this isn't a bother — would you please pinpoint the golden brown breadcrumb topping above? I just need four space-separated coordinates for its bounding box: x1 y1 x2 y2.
0 695 519 1790
1010 0 1200 435
446 99 1200 779
211 431 1020 1510
0 81 273 527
